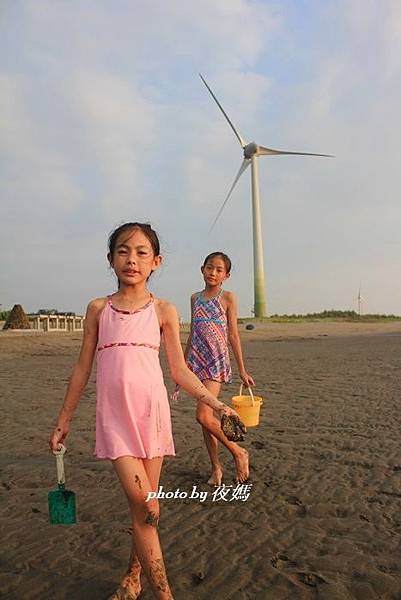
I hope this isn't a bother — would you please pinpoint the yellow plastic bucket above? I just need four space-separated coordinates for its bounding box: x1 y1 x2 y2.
231 385 263 427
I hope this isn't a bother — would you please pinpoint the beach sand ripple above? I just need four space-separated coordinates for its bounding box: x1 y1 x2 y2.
1 323 401 599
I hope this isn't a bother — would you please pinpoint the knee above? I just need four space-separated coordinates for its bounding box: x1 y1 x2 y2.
196 406 211 426
132 497 160 528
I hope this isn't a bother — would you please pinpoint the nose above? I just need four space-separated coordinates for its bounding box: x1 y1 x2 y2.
127 254 136 265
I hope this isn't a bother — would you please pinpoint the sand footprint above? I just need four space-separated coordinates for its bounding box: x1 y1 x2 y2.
191 557 207 585
359 513 371 523
295 572 328 587
285 495 307 515
192 570 205 585
286 495 303 506
271 553 297 570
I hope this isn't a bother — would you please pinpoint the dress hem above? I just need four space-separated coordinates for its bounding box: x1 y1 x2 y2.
94 451 176 460
197 376 232 383
197 375 232 384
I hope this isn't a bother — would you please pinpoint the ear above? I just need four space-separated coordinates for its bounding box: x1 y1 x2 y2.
151 254 162 272
201 265 205 274
225 271 231 280
107 252 113 267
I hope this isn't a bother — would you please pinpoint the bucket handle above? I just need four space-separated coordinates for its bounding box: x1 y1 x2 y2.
239 384 255 407
52 443 66 486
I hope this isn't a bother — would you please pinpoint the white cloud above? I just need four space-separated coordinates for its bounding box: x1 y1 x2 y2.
64 69 161 220
0 74 84 227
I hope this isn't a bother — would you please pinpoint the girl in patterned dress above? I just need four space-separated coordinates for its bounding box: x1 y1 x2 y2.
49 224 243 600
185 252 255 486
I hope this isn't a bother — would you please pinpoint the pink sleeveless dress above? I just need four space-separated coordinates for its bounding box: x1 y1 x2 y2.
94 296 175 460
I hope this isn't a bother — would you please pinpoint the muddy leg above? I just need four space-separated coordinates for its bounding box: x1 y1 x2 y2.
113 456 174 600
196 382 249 483
196 380 224 485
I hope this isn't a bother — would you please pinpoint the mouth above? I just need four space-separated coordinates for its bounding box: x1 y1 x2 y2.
123 270 140 276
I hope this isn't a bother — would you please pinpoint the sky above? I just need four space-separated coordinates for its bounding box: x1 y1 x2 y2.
1 0 400 319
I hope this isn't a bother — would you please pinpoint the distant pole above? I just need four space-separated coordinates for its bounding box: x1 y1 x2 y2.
251 155 267 317
358 286 363 316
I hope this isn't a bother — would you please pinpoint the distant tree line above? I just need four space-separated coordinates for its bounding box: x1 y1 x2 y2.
37 308 76 316
268 310 401 321
237 309 401 323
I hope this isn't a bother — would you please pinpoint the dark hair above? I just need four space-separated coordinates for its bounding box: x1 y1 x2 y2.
108 222 160 286
108 222 160 257
203 251 232 274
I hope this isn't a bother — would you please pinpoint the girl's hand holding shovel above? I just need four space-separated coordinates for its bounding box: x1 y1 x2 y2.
49 421 69 452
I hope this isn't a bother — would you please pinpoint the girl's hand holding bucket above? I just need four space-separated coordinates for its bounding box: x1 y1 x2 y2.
231 385 263 428
240 370 255 388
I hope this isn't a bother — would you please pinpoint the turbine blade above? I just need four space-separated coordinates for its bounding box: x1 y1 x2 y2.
257 145 334 158
210 159 251 232
199 73 246 148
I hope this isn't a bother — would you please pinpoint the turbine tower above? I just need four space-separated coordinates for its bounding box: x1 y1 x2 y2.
357 284 365 316
200 73 333 317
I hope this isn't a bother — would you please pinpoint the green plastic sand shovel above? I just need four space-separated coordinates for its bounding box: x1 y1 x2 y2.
48 443 77 525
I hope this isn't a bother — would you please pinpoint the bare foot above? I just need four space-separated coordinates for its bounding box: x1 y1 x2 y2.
234 448 249 483
207 466 223 486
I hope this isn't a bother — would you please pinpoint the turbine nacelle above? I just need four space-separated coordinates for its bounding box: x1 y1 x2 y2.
244 142 258 159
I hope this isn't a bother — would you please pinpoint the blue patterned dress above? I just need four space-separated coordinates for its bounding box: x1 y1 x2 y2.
187 291 232 383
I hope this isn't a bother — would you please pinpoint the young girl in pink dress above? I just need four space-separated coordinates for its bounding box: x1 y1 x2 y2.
185 252 255 486
49 223 244 600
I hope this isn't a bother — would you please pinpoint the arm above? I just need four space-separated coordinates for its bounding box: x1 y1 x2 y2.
49 299 103 450
183 293 196 362
159 301 237 415
226 292 255 387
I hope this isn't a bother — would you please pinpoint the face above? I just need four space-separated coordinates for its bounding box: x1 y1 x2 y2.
108 228 161 285
201 257 230 287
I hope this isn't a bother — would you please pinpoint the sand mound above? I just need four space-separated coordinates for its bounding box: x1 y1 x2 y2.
3 304 31 330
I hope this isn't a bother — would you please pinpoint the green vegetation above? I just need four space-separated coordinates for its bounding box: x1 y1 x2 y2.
37 309 76 316
0 310 11 321
238 310 401 323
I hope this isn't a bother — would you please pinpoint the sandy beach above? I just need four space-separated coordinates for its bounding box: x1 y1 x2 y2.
1 321 401 599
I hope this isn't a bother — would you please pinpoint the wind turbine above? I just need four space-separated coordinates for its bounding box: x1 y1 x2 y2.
357 284 365 316
200 73 333 317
